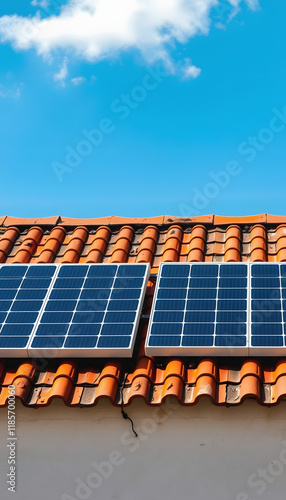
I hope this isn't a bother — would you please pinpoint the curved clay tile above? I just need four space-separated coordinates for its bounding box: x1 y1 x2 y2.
238 374 262 403
0 227 19 263
160 375 184 402
161 225 183 262
85 226 111 263
110 226 134 263
187 225 206 262
224 225 241 262
136 225 158 264
13 227 43 263
62 226 88 263
276 225 286 261
36 226 66 263
250 224 267 261
36 376 74 406
192 374 217 404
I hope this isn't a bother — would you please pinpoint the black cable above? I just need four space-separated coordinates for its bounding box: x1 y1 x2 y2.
120 373 138 438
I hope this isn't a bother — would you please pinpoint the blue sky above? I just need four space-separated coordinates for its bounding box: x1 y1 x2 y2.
0 0 285 218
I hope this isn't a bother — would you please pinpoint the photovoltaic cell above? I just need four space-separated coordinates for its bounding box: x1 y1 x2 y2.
146 262 248 356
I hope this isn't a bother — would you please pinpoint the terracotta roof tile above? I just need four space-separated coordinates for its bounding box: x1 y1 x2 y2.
0 214 286 407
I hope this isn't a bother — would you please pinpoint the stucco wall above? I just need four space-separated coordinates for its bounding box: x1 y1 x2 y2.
0 398 286 500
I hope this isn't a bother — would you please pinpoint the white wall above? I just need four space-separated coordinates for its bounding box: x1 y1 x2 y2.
0 398 286 500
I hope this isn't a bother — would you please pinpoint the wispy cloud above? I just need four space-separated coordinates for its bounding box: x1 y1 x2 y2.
53 56 68 85
181 59 201 79
0 0 260 73
71 76 86 85
0 79 23 99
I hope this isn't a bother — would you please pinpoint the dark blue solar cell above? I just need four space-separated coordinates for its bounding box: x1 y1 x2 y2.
281 278 286 288
81 289 111 300
251 336 283 347
17 289 47 300
189 278 218 288
45 300 77 312
150 323 182 335
110 288 141 300
73 312 104 323
251 300 281 311
252 311 282 323
100 324 133 336
26 266 56 278
183 323 214 335
11 301 43 312
54 278 84 289
182 336 214 346
252 278 280 288
216 323 246 335
153 311 184 323
186 300 216 311
159 278 189 288
190 265 218 277
217 300 246 311
58 265 88 278
5 312 38 323
148 335 181 347
217 311 246 322
87 265 117 278
0 324 34 336
251 264 279 277
64 336 98 348
252 288 280 300
84 278 114 289
50 289 81 300
107 300 138 311
187 288 217 299
220 264 247 277
0 279 22 289
76 300 107 312
31 337 65 348
114 278 143 289
22 278 51 289
104 312 136 323
161 265 190 278
251 323 283 335
282 311 286 323
184 311 215 323
69 324 101 335
97 336 131 348
282 289 286 299
157 288 187 300
0 290 17 300
36 324 69 336
0 301 12 311
218 288 247 299
0 337 28 348
0 266 27 277
117 265 146 277
155 300 185 311
219 278 247 288
41 312 73 323
215 336 246 347
280 265 286 277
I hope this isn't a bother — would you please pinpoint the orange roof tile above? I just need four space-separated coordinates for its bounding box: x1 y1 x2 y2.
0 213 286 407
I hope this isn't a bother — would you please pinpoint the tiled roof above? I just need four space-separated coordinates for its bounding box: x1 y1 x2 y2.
1 213 286 407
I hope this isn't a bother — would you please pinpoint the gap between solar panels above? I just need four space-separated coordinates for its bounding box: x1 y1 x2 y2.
0 263 150 358
145 262 286 357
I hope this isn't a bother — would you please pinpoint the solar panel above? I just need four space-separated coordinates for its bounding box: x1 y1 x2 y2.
0 263 150 357
146 262 286 356
146 263 248 356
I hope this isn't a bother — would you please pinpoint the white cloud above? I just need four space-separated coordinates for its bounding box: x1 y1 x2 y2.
0 1 259 70
182 60 201 79
71 76 86 85
53 56 68 84
31 0 50 8
0 82 23 99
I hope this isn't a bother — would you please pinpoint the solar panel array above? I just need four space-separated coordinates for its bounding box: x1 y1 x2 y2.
145 263 286 356
0 263 150 357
